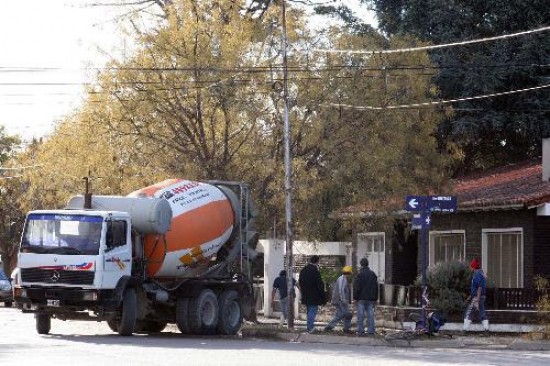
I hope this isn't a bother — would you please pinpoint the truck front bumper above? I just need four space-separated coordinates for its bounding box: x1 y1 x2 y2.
14 287 118 318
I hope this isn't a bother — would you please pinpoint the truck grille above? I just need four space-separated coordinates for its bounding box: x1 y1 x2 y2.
21 268 95 285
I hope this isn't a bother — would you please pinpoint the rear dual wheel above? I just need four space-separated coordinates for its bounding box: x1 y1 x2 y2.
177 289 243 336
217 290 242 335
188 289 219 335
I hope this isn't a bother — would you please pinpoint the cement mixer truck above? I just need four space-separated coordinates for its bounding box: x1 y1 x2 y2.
12 179 259 336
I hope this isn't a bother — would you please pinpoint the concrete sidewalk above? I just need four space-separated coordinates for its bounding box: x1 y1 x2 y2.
241 317 550 351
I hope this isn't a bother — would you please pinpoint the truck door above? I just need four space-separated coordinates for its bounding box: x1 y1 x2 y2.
102 219 132 288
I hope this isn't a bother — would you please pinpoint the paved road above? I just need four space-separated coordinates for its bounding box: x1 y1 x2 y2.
1 307 549 366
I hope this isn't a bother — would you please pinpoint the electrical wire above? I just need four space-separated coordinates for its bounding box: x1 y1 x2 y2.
326 84 550 111
0 62 547 74
313 25 550 55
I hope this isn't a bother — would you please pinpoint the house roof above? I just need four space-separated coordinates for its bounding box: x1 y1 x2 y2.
454 159 550 211
333 159 550 218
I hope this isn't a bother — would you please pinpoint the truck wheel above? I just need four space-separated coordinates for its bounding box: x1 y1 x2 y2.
176 298 191 334
217 290 242 335
118 288 137 336
189 289 219 335
4 301 13 308
36 313 51 335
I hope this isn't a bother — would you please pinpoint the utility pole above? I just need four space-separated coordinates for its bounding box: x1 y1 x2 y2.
281 0 295 330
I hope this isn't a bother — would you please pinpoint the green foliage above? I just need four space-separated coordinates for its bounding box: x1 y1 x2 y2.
533 275 550 334
414 261 471 314
0 127 23 274
367 0 550 173
319 267 340 287
312 0 550 172
7 0 453 245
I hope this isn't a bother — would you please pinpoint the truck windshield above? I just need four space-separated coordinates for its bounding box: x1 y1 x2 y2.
21 213 103 255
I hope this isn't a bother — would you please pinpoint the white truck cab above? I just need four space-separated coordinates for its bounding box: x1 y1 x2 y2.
13 210 132 308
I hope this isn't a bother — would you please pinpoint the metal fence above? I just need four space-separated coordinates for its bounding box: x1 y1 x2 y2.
379 284 547 310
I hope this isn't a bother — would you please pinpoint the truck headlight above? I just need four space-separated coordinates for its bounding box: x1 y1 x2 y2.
13 288 27 298
82 291 98 301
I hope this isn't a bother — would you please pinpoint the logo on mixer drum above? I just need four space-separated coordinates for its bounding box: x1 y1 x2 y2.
160 191 174 200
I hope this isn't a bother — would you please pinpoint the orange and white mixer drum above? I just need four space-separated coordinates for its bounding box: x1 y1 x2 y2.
129 179 235 278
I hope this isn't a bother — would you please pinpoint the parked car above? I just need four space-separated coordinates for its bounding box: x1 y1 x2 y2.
0 267 13 307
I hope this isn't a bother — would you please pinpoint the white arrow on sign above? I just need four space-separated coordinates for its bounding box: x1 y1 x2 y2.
408 198 419 209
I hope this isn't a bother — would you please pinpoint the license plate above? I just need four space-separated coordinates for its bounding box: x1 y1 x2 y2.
47 299 60 307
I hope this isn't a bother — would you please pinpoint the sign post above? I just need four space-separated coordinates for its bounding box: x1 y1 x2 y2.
405 195 456 330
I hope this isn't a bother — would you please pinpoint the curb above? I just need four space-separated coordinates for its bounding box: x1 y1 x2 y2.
241 328 550 351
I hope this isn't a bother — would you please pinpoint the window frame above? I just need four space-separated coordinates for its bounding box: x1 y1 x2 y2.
482 227 524 288
428 230 466 266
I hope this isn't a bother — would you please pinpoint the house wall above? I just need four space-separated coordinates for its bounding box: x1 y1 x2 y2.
427 209 538 287
534 215 550 280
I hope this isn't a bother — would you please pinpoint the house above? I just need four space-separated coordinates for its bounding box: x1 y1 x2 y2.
335 139 550 289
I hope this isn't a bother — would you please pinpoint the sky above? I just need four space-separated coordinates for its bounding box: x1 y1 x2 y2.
0 0 375 143
0 1 126 141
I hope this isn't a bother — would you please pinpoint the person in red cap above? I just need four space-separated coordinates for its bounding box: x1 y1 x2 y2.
463 258 489 331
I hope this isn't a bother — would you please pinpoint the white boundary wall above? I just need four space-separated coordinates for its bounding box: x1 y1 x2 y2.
259 239 351 319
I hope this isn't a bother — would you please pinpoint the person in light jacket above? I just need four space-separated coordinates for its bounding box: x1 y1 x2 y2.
324 266 353 333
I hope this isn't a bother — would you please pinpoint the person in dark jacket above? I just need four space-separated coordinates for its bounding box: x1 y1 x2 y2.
353 257 378 335
299 255 326 333
271 270 297 325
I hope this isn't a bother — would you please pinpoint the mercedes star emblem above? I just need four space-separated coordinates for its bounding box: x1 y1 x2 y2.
50 271 61 282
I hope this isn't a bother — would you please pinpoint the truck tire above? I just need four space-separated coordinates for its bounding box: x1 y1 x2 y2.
36 313 51 335
176 298 191 334
188 289 219 335
118 287 137 336
4 301 13 308
217 290 242 335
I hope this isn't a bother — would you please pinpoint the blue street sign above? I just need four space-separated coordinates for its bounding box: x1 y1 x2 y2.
411 212 431 230
427 196 457 212
405 195 426 212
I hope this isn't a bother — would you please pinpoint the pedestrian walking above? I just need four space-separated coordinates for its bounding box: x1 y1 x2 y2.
324 265 353 333
298 255 326 333
271 270 296 325
353 258 378 335
463 257 489 331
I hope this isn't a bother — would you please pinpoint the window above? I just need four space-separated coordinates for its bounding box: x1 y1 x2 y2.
106 220 128 250
483 229 523 288
429 231 465 265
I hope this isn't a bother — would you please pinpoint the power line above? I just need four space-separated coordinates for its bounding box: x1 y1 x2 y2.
313 25 550 55
327 84 550 111
0 62 547 73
